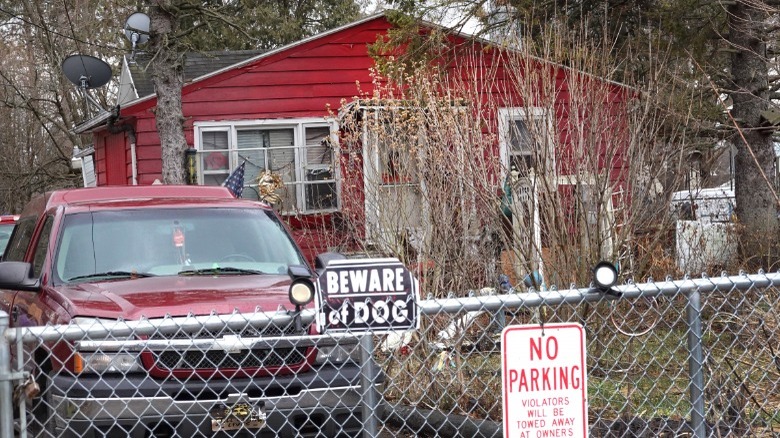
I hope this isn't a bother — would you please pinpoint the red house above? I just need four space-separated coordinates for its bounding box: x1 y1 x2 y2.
75 12 632 280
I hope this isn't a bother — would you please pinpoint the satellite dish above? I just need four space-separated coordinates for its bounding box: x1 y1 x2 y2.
124 12 150 46
61 54 111 116
62 54 112 89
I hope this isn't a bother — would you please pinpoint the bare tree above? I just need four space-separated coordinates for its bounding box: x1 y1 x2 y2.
727 2 779 266
387 0 780 269
0 0 131 211
146 0 188 184
330 22 702 295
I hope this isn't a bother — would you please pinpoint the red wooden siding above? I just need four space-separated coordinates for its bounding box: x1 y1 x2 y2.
104 132 128 185
94 132 108 186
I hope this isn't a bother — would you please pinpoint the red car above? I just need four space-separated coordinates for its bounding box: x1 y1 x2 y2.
0 186 362 437
0 214 18 255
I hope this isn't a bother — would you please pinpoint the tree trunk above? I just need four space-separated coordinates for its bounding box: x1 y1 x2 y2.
729 1 780 268
148 0 187 185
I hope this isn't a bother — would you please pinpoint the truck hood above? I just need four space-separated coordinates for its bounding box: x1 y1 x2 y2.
52 275 299 320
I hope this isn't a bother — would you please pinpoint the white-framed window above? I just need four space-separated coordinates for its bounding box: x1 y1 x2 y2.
345 99 472 253
360 106 426 249
498 107 555 279
498 107 555 180
194 119 338 214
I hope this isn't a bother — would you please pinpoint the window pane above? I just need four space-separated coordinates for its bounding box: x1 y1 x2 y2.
511 155 535 175
200 131 230 172
203 173 229 186
0 223 15 256
303 126 335 211
268 130 295 178
202 131 228 151
237 129 268 192
5 218 35 262
509 119 532 153
305 127 332 166
202 151 229 171
199 131 230 186
32 217 53 277
278 184 297 212
375 117 418 185
306 182 337 210
508 118 536 175
306 166 336 210
237 129 266 149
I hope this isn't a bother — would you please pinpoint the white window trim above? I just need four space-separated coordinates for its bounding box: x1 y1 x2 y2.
498 107 556 182
360 107 430 247
193 118 340 215
499 107 555 282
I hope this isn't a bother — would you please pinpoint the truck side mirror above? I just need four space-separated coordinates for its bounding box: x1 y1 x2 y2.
0 261 40 291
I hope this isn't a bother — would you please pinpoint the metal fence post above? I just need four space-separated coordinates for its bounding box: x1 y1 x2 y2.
360 334 379 438
686 287 706 438
0 311 13 438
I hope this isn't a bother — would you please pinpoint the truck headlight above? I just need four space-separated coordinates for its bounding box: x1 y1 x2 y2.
315 344 361 365
71 318 142 373
74 352 143 373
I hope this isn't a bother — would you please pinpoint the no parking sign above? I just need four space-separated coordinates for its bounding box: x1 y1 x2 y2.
502 323 588 438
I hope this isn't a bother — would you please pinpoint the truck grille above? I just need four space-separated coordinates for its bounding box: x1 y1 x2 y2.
147 322 311 371
154 347 307 370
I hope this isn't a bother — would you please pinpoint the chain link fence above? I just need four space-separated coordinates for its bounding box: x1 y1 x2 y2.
1 271 779 437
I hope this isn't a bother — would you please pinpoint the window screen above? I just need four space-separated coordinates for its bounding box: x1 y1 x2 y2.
198 123 336 214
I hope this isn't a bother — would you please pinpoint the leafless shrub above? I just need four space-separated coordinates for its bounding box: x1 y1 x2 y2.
320 17 756 422
322 21 713 298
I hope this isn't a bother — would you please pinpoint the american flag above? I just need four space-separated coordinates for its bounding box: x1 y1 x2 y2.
222 161 246 198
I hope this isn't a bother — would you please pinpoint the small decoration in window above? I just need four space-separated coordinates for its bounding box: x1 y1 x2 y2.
205 152 228 170
256 171 284 206
172 226 185 247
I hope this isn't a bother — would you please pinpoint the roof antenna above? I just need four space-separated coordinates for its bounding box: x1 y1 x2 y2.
61 54 112 117
123 12 150 63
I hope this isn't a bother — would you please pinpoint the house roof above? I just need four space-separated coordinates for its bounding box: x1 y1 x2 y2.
74 12 386 134
123 49 266 100
74 11 634 134
73 49 267 133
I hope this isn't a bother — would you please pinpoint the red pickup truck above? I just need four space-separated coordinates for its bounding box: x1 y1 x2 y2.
0 186 362 437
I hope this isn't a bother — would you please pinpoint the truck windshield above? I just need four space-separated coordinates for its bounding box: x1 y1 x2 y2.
54 207 306 283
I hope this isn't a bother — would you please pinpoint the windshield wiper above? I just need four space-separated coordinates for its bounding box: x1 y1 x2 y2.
178 267 265 276
68 271 156 282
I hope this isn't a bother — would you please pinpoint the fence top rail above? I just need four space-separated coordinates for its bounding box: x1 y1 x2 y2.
2 271 778 343
3 310 316 344
418 271 780 314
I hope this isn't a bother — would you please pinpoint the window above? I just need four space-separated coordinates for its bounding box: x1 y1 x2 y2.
498 107 554 179
4 218 36 262
360 107 427 249
498 107 554 277
32 216 53 277
54 208 306 284
0 223 16 256
195 120 338 214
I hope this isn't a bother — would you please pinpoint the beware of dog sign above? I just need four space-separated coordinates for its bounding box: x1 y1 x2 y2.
315 258 420 334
